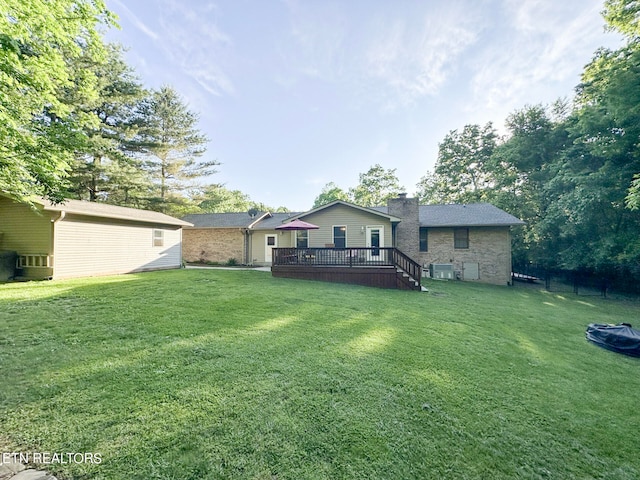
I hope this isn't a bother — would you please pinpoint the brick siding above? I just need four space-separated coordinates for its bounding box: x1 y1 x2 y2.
417 227 512 285
388 195 420 261
182 228 245 264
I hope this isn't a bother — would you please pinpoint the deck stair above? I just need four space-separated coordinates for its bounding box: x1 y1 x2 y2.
395 267 424 291
391 249 424 291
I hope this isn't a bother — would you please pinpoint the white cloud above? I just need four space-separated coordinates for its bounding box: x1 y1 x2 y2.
111 0 159 40
280 1 484 110
157 0 235 96
365 3 483 107
468 1 615 114
281 0 349 81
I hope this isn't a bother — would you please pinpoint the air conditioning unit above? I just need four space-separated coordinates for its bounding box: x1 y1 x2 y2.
430 263 454 280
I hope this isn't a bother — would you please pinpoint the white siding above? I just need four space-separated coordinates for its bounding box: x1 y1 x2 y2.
53 215 183 279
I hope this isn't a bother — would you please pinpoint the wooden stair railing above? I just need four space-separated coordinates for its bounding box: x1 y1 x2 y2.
391 248 422 290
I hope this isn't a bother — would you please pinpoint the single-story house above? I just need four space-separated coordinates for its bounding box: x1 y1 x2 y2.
0 194 192 280
182 195 524 286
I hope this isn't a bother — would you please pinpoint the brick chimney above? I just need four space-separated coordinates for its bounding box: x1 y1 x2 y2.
387 193 419 261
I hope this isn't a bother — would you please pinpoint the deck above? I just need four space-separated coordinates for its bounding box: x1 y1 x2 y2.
271 247 423 291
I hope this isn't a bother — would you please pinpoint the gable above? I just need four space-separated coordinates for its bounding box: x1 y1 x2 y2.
296 200 401 223
300 202 391 225
299 203 393 247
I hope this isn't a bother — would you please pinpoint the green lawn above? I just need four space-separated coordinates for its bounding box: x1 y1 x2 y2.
1 270 639 480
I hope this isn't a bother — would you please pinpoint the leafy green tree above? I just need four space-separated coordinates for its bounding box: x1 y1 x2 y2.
312 165 403 208
433 123 498 203
582 0 640 210
174 184 290 215
603 0 640 37
250 203 290 213
312 182 350 208
349 164 404 207
196 184 252 212
415 171 449 204
418 1 640 279
131 86 216 212
0 0 114 203
495 100 640 271
628 174 640 210
556 0 640 266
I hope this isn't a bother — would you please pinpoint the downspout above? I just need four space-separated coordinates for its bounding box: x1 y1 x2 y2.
241 228 250 265
53 211 66 224
179 226 184 268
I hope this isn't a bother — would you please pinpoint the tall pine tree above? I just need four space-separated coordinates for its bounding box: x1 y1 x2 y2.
131 86 217 213
67 44 149 206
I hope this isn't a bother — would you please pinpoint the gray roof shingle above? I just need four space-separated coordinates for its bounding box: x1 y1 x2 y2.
181 212 265 228
374 203 524 227
183 203 523 229
182 212 304 229
40 198 192 226
418 203 524 227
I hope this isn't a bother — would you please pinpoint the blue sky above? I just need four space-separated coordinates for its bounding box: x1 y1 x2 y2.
105 0 622 211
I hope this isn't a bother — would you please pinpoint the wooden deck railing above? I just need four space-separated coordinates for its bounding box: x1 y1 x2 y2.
272 247 422 288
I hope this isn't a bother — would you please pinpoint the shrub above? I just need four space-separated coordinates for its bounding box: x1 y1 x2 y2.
226 258 239 266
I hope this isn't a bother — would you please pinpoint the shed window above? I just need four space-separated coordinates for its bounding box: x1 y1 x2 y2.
153 229 164 247
296 230 308 248
419 227 428 252
333 226 346 248
454 228 469 249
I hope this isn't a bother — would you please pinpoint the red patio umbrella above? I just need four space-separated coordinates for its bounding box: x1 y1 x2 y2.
275 219 320 230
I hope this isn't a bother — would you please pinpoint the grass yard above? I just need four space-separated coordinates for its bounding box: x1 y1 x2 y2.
1 269 639 480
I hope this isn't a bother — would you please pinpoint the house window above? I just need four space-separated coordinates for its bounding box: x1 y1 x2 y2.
153 229 164 247
419 227 428 252
454 228 469 249
333 226 346 248
296 230 308 248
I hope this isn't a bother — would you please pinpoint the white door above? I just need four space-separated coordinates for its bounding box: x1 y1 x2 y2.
366 226 384 261
265 234 277 264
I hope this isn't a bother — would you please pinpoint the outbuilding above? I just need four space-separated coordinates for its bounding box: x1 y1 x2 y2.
0 194 192 280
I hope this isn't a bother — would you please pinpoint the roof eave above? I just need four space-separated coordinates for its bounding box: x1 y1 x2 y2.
40 200 192 227
183 225 246 229
421 222 525 228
